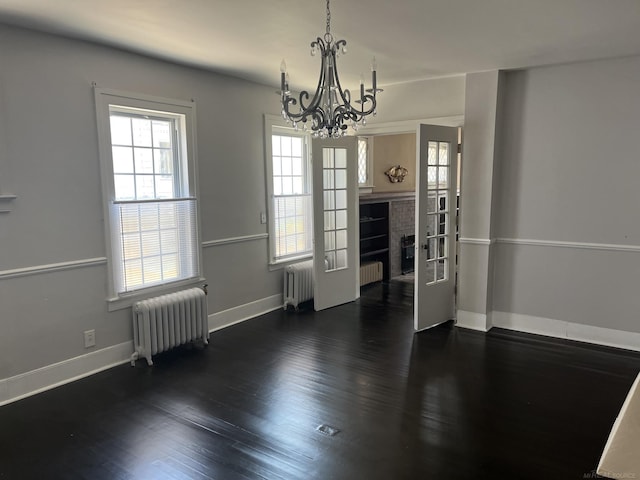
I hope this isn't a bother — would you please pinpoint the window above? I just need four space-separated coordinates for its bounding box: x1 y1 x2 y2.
357 136 373 189
95 89 201 303
265 118 312 264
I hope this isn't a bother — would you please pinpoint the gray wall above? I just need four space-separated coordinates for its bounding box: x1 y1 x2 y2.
457 71 503 328
492 56 640 333
0 24 467 386
0 24 283 379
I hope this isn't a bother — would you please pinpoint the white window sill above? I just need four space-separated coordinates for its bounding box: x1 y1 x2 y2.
107 277 207 312
268 254 313 271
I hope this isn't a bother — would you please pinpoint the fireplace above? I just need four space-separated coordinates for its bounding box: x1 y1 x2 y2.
401 234 415 274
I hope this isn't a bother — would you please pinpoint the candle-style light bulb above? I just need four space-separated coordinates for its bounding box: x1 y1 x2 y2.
280 59 287 92
360 74 365 100
371 57 378 91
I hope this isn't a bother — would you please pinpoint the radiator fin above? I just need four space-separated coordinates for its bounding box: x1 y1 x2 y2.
283 260 314 310
132 287 208 366
360 261 383 286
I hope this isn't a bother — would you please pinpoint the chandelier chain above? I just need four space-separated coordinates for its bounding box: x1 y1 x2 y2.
326 0 331 35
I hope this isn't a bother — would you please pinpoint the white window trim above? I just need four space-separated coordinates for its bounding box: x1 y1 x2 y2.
95 88 204 311
264 114 313 267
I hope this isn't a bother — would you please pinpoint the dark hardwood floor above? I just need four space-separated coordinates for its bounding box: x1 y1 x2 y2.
1 281 639 479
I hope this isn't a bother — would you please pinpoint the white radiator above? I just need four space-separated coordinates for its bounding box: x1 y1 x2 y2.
360 261 383 286
131 287 209 366
284 260 314 310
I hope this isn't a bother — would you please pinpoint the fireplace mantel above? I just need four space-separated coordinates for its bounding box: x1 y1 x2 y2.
359 192 416 204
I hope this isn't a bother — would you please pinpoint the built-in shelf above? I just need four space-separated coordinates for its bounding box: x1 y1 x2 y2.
361 248 390 258
360 234 387 242
359 201 390 281
0 194 16 214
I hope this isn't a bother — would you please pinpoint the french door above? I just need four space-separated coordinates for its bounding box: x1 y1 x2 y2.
414 125 459 331
311 137 359 311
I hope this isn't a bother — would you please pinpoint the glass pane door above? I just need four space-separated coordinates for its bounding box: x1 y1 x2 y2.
425 141 450 284
415 125 458 331
322 147 349 271
312 137 359 311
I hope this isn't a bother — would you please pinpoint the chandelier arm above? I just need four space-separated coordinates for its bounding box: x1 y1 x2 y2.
282 37 328 125
282 96 299 119
300 38 328 113
283 91 323 126
310 110 326 131
356 93 378 117
328 46 350 108
296 91 312 114
332 105 355 130
330 46 376 118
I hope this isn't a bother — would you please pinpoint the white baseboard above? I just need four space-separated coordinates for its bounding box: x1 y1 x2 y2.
208 294 283 333
0 295 285 407
456 310 492 332
492 311 640 352
0 341 133 407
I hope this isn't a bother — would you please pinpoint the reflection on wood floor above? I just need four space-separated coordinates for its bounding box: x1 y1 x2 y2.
392 272 414 284
1 280 639 479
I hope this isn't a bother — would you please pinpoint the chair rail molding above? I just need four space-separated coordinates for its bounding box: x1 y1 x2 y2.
0 194 16 213
459 237 495 246
496 237 640 253
0 257 107 280
202 233 268 248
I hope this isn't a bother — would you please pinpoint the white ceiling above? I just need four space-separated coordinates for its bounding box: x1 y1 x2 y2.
1 0 639 92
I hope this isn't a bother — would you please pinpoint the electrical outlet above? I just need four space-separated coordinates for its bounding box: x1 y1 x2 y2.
260 212 267 224
84 329 96 348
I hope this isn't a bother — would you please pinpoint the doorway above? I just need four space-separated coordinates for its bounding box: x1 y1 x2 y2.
355 125 462 331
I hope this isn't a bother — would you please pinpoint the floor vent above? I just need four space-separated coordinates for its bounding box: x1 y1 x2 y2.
316 424 341 437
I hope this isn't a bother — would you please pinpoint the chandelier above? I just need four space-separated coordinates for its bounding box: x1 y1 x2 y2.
280 0 381 138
